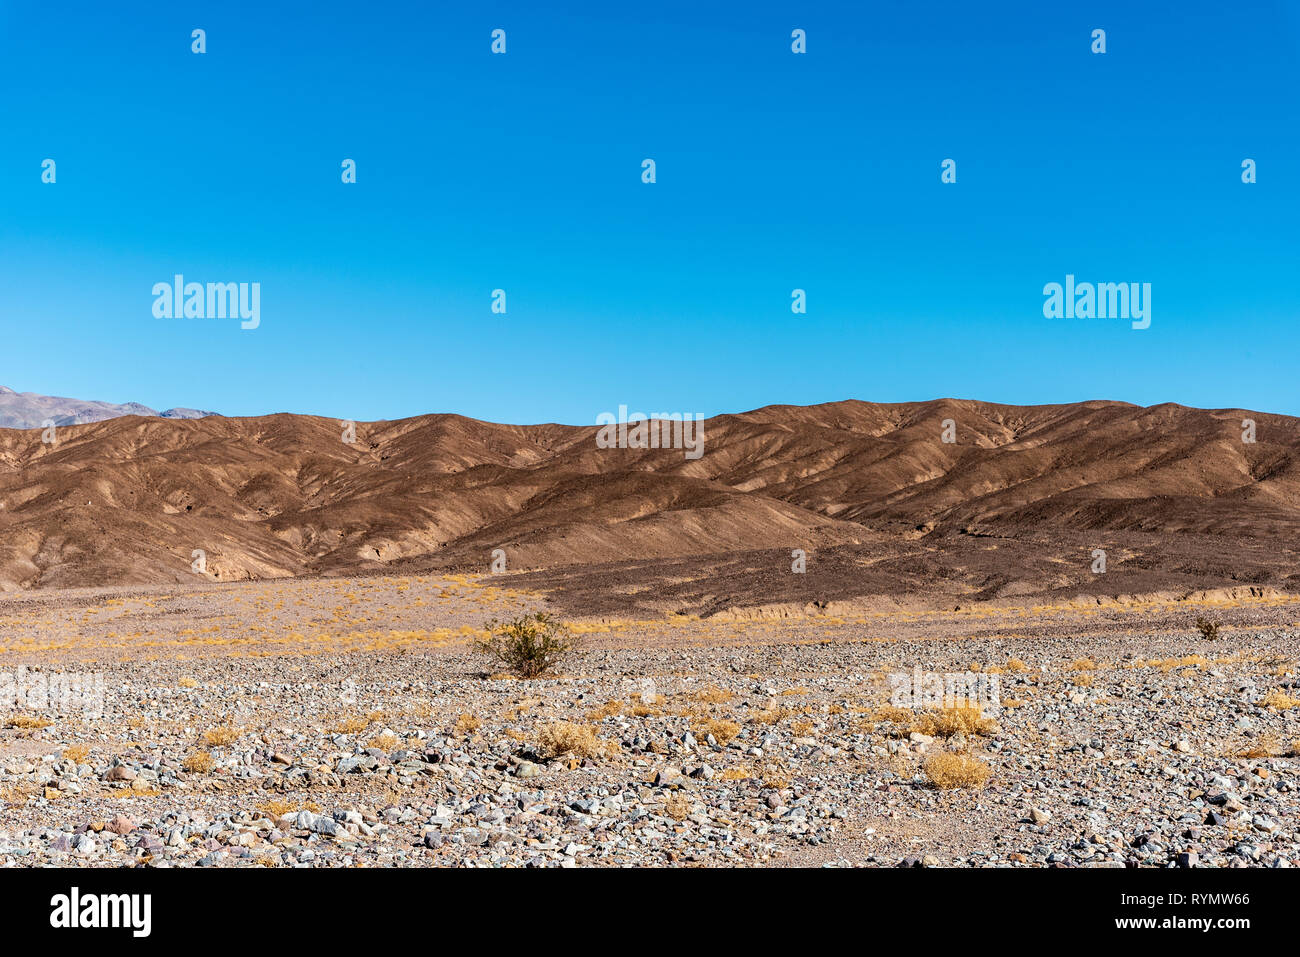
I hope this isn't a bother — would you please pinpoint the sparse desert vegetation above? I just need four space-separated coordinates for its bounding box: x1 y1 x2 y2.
182 750 214 774
0 574 1298 868
201 725 240 747
1261 689 1300 711
535 721 606 760
1196 616 1222 641
924 752 992 790
4 716 52 730
474 612 581 678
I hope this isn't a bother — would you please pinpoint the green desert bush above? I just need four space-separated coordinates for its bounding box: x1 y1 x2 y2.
475 612 580 678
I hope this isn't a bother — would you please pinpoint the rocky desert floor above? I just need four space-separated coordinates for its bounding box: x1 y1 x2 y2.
1 573 1299 868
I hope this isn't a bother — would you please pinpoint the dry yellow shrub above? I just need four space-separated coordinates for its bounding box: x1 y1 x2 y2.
757 757 789 789
586 700 624 719
749 705 790 725
1232 735 1282 759
331 715 370 734
664 793 691 821
5 716 51 730
924 752 991 789
257 799 300 817
872 705 914 725
691 686 734 704
201 725 239 747
536 721 605 759
183 750 214 773
1261 689 1300 710
453 713 482 734
878 705 998 739
696 718 740 745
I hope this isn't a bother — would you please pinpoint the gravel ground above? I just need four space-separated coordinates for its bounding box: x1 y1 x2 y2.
1 575 1298 868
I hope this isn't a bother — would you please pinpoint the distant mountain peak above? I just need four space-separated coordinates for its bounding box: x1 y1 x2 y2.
0 386 217 429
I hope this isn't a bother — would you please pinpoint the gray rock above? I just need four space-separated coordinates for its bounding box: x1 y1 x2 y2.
654 768 682 787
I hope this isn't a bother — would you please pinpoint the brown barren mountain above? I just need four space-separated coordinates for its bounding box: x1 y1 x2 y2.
2 399 1298 614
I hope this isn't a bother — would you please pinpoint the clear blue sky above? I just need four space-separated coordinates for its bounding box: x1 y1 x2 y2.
2 1 1297 423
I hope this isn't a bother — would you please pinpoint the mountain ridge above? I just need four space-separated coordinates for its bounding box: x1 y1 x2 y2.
0 385 216 429
1 397 1297 611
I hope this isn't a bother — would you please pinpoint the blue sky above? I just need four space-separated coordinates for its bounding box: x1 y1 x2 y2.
1 1 1297 423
